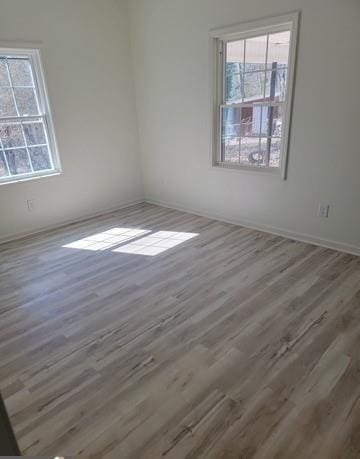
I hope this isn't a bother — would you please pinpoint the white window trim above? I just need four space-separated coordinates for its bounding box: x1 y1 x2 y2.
210 12 300 179
0 46 61 185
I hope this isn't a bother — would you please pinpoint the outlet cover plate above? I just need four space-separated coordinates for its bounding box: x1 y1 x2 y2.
318 204 330 218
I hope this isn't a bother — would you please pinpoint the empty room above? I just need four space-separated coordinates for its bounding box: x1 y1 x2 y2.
0 0 359 457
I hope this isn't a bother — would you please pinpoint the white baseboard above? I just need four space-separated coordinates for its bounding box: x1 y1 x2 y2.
145 197 360 257
2 195 359 257
0 198 145 245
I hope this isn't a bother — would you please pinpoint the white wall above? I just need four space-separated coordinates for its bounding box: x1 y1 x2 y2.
0 0 143 242
128 0 360 254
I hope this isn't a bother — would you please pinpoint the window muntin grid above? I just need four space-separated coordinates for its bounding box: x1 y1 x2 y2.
0 52 59 182
220 29 291 169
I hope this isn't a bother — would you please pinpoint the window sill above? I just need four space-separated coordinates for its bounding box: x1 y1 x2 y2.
212 162 283 177
0 171 62 186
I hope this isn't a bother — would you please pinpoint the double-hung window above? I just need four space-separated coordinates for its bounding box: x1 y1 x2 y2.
0 48 60 184
211 13 299 178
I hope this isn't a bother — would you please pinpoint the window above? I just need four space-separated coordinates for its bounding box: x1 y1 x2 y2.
0 48 60 184
211 13 299 178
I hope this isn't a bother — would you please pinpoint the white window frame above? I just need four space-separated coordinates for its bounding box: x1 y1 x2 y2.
210 12 299 179
0 46 61 185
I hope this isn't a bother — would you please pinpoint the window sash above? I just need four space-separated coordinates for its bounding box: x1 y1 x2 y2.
0 114 54 176
0 114 46 123
220 29 290 167
221 101 285 109
219 104 283 167
0 49 60 184
210 12 299 179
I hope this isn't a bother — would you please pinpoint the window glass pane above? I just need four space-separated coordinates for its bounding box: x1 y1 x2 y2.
14 87 39 116
239 106 267 136
0 88 17 117
8 58 33 87
260 106 270 136
28 146 52 171
267 31 290 69
226 62 243 77
23 120 46 145
0 150 9 177
0 59 10 86
5 148 31 175
244 35 267 72
265 69 287 102
226 70 243 103
269 138 281 167
259 138 268 166
240 137 260 165
0 123 25 148
221 136 240 163
227 40 244 67
260 105 283 138
239 107 252 136
226 41 244 103
271 105 283 137
244 72 265 102
222 106 241 137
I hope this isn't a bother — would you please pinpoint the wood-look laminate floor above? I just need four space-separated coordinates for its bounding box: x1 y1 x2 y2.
1 203 360 458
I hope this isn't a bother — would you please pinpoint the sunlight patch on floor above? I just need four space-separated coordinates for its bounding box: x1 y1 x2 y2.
112 231 198 256
62 228 150 251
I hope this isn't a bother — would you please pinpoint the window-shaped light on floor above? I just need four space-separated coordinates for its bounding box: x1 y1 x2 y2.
112 231 199 256
62 228 150 251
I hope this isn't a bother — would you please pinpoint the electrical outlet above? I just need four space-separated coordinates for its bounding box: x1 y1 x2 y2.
27 199 35 212
318 204 330 218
